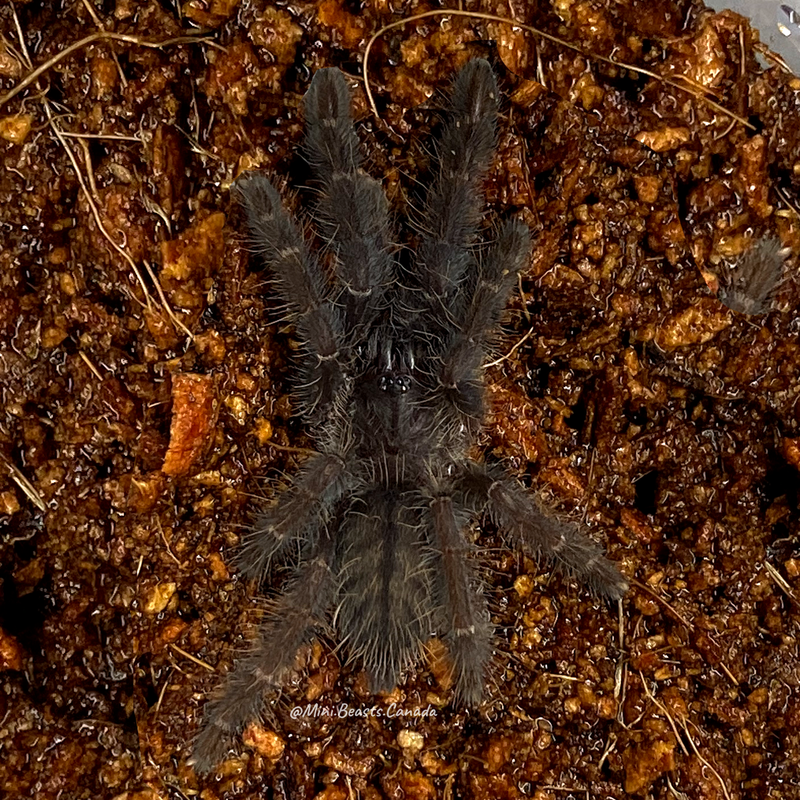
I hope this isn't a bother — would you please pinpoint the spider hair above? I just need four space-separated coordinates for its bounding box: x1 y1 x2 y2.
715 233 789 316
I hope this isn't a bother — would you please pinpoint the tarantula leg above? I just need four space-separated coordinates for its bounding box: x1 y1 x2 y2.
429 494 492 705
303 69 393 331
418 58 499 303
191 539 336 774
237 452 349 582
336 490 433 693
437 219 531 422
234 172 345 413
455 462 628 600
716 233 789 315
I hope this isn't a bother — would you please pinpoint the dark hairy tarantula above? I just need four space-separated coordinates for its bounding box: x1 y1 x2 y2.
192 59 627 772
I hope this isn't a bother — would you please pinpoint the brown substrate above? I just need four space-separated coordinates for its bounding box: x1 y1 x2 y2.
0 1 798 798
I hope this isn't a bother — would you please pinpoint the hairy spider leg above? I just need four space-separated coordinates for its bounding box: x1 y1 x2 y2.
191 535 337 774
416 59 499 317
236 452 351 583
234 173 346 415
455 461 628 600
303 68 394 334
716 233 789 316
428 491 493 704
335 489 434 693
436 219 531 428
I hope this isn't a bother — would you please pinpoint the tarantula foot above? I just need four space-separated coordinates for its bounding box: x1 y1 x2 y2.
587 556 629 602
191 720 234 776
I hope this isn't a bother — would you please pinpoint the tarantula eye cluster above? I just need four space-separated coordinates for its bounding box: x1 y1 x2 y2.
192 59 627 773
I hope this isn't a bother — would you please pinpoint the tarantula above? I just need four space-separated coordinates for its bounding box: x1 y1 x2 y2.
192 59 627 772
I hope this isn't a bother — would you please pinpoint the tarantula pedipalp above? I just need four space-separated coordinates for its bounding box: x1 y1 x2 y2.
192 59 628 772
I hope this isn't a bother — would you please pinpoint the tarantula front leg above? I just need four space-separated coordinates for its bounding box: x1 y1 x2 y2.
235 173 345 414
192 536 336 774
437 219 531 423
237 452 350 582
417 58 499 305
455 462 628 600
429 492 492 705
303 69 393 332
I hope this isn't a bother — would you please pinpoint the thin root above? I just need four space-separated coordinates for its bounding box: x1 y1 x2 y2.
362 9 754 133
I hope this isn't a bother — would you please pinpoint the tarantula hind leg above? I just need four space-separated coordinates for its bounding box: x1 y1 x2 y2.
236 452 349 583
429 493 493 705
191 539 335 774
456 462 628 601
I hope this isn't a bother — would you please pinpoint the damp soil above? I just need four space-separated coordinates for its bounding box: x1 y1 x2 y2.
1 1 799 799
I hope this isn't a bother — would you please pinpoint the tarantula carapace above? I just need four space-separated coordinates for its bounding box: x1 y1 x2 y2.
192 59 627 772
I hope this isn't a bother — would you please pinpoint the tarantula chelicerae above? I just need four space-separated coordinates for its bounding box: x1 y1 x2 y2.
192 59 627 772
